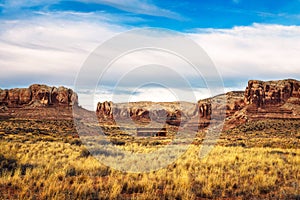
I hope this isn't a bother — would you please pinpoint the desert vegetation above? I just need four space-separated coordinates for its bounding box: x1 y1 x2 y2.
0 119 299 199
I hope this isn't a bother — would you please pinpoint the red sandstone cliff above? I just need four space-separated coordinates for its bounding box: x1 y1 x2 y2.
96 79 300 130
0 84 78 120
0 84 78 108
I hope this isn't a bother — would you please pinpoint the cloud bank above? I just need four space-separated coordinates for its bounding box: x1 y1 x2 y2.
0 17 123 87
190 24 300 81
0 16 300 107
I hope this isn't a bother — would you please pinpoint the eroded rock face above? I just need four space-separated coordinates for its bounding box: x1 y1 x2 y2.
0 89 8 103
30 84 48 105
96 101 153 122
244 79 300 108
0 84 78 108
95 79 300 131
225 92 245 116
96 100 213 126
8 89 20 107
198 102 211 120
96 101 114 121
19 88 32 105
57 87 71 104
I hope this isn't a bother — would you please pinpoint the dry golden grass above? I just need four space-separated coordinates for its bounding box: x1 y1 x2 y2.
0 119 299 199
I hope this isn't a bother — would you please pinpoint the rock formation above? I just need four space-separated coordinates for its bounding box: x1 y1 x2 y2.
96 100 214 127
96 79 300 131
0 84 78 108
224 79 300 130
96 101 114 121
2 79 299 129
198 102 212 119
244 79 300 108
97 101 167 123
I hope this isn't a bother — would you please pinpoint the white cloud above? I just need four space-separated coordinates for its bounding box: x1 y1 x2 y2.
189 23 300 80
0 17 124 87
77 23 300 108
79 87 213 111
34 10 147 24
99 49 206 87
78 86 243 111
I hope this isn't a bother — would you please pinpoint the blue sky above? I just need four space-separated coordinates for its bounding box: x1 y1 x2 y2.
1 0 300 30
0 0 300 106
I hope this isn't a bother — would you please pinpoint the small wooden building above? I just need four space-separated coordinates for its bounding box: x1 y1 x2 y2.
136 127 167 137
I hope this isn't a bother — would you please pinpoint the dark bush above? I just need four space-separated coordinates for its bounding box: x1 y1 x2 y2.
111 138 125 145
0 154 18 175
70 139 82 146
20 163 35 176
66 166 77 177
79 148 91 158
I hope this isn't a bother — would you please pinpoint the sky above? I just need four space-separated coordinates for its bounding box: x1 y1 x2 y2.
0 0 300 109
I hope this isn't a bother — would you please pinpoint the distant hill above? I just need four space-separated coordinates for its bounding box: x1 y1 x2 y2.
1 79 300 130
96 79 300 130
